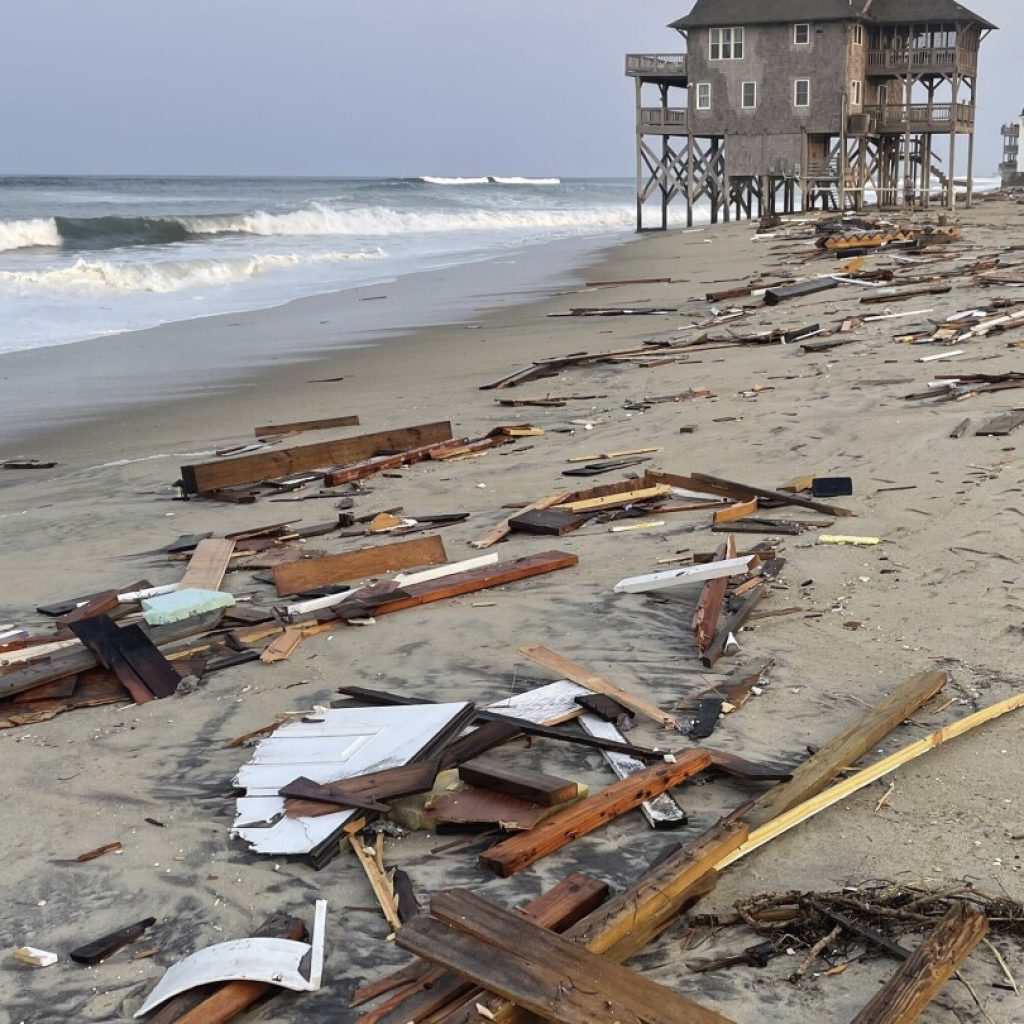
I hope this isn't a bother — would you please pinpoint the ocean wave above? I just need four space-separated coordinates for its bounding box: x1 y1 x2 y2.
491 177 561 185
0 249 384 294
0 217 62 251
420 176 490 185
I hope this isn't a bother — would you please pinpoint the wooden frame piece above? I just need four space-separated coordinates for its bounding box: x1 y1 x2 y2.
180 421 453 494
255 414 360 438
479 749 711 876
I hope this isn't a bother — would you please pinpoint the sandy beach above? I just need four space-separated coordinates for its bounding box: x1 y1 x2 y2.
3 199 1024 1024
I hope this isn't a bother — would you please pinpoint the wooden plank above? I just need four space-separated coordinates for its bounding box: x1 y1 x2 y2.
400 891 735 1024
560 483 670 513
365 874 608 1024
700 582 767 668
69 617 176 704
744 669 947 828
273 535 447 597
713 499 758 524
690 471 855 518
54 592 119 629
479 749 712 876
851 903 989 1024
0 611 219 701
457 758 578 807
280 760 440 815
255 414 360 438
517 644 678 730
975 411 1024 436
507 508 588 536
324 437 470 486
259 626 306 664
321 551 579 624
180 421 453 494
178 539 235 591
69 917 155 964
429 786 561 831
350 835 402 932
693 538 735 653
469 491 568 549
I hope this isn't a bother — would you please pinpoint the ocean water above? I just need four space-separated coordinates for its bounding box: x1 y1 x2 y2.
0 176 636 353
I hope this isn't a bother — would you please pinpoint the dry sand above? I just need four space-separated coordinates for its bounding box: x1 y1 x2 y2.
2 203 1024 1023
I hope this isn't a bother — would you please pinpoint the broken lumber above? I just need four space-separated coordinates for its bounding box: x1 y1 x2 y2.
743 669 947 828
273 535 447 596
469 492 568 549
517 644 679 730
70 917 156 965
689 471 854 518
457 757 578 807
479 749 711 876
178 538 235 591
398 890 735 1024
180 421 453 494
850 903 988 1024
254 414 360 438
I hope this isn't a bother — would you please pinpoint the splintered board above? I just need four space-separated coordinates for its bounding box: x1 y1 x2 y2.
180 421 453 494
254 414 360 438
273 535 447 596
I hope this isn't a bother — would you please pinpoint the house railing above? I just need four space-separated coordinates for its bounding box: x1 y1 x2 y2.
625 54 688 77
861 103 975 130
1003 123 1021 137
866 46 977 74
639 107 689 131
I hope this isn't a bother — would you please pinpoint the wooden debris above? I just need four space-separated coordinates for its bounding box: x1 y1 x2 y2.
259 626 306 664
851 903 988 1024
508 508 589 536
70 917 156 965
469 492 568 549
254 414 360 438
517 644 679 730
397 890 735 1024
458 757 579 807
350 835 402 932
480 749 711 876
12 947 58 967
178 539 235 591
561 483 670 513
976 411 1024 436
180 421 453 494
273 535 447 596
76 841 123 862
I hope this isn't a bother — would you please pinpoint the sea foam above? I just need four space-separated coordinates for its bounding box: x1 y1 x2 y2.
0 217 61 251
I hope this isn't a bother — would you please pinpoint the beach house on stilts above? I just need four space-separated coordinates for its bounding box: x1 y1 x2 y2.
627 0 996 229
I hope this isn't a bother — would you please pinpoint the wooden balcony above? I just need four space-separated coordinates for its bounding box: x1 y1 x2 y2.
638 107 688 134
866 46 977 76
857 103 975 134
1003 124 1020 137
625 54 688 83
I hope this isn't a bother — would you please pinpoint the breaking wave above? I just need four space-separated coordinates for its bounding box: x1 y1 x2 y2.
420 176 561 186
0 203 627 251
0 249 384 294
0 217 62 251
421 176 490 185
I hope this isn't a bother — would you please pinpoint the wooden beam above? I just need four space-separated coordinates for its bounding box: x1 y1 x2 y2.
180 421 453 494
350 835 402 932
560 483 670 513
517 644 679 730
324 437 470 486
179 538 235 591
319 551 579 625
397 890 735 1024
362 874 608 1024
458 758 578 807
273 535 447 597
254 414 360 438
469 491 568 549
479 749 712 877
690 471 854 518
743 670 948 828
850 903 988 1024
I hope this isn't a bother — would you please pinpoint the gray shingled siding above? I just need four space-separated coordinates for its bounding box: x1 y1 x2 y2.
685 21 851 173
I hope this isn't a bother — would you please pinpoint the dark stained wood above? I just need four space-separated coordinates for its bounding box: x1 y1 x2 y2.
337 686 666 762
458 757 579 806
851 903 988 1024
0 611 225 703
975 411 1024 436
393 870 419 924
694 539 732 653
701 583 767 668
55 592 119 628
280 760 441 816
744 670 948 829
480 750 712 877
689 471 855 518
180 421 454 494
255 414 360 437
324 437 470 486
69 617 180 703
272 535 448 596
69 917 156 964
705 748 794 782
322 551 580 624
507 508 589 536
439 721 522 770
398 890 735 1024
36 580 150 618
430 786 555 832
366 874 608 1024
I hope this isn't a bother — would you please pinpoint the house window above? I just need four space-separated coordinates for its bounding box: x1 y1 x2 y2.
853 24 864 45
851 80 862 105
742 81 757 108
709 27 744 60
794 79 810 107
794 23 810 45
696 83 712 110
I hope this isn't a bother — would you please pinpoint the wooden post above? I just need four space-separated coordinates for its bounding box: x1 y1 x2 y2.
851 902 988 1023
947 69 959 209
635 78 643 230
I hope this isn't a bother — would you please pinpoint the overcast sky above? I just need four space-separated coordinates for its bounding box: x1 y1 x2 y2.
0 0 1016 178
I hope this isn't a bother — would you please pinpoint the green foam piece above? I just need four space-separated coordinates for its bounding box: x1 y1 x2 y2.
142 588 235 626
